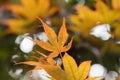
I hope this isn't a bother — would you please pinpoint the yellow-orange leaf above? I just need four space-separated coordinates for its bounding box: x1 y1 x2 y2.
69 0 120 38
5 0 58 34
58 18 68 47
62 53 77 80
8 0 58 19
21 0 36 9
95 0 109 14
42 65 67 80
62 37 73 52
33 40 55 51
51 78 56 80
112 0 120 10
38 18 57 45
20 53 99 80
47 51 59 59
5 19 31 34
17 61 42 67
77 61 91 80
34 18 73 58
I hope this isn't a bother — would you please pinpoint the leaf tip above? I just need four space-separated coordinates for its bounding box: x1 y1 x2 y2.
37 17 47 26
63 17 66 23
62 17 66 28
86 60 92 64
37 17 44 24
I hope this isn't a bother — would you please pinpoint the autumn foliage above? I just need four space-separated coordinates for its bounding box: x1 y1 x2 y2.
4 0 58 34
0 0 120 80
19 18 100 80
70 0 120 38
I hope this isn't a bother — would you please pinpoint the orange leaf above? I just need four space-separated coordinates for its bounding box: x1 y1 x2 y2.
33 40 55 51
62 37 73 52
17 61 42 67
32 56 49 65
58 18 68 47
47 51 59 59
20 53 99 80
35 18 73 58
38 18 58 45
112 0 120 10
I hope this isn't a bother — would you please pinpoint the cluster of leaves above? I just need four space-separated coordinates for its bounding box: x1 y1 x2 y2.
19 18 100 80
0 0 120 80
70 0 120 38
69 0 120 59
3 0 120 39
4 0 58 34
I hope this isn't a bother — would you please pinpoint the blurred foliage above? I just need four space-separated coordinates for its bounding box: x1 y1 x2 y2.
69 0 120 38
0 0 120 80
69 0 120 70
4 0 59 34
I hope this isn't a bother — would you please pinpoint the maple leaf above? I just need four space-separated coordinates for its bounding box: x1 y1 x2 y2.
4 0 58 34
7 0 58 19
69 0 120 38
18 51 68 80
33 18 73 58
38 53 100 80
62 53 97 80
19 52 98 80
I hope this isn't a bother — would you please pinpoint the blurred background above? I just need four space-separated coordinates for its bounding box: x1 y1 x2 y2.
0 0 120 80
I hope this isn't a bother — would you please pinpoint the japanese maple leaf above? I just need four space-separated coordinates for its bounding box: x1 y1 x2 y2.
18 51 67 80
62 53 99 80
42 53 99 80
33 18 73 58
20 53 99 80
